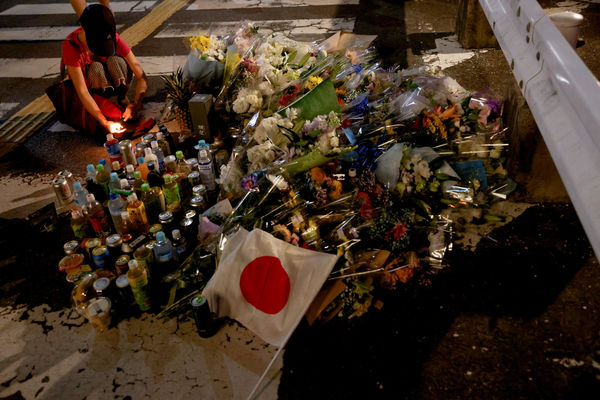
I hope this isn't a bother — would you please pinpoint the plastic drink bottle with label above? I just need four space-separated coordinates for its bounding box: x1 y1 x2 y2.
147 163 164 189
84 194 111 237
72 181 89 209
197 145 216 191
171 229 187 262
70 209 88 239
127 193 149 234
108 172 120 194
156 131 171 156
140 183 162 223
153 231 173 264
108 193 126 233
126 259 151 312
132 171 146 198
95 164 111 199
125 164 136 184
151 141 165 172
137 156 149 180
86 164 97 182
162 174 181 206
112 161 125 179
104 134 123 166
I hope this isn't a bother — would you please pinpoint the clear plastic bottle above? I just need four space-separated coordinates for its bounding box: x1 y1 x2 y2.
137 156 150 180
175 150 189 176
108 172 120 194
197 146 216 191
162 174 181 206
145 148 158 172
171 229 187 262
108 193 126 233
95 164 111 199
120 210 135 235
125 164 136 184
117 178 132 199
104 133 123 166
72 181 89 209
153 231 173 264
84 194 111 237
126 259 151 312
127 193 149 234
164 155 177 173
151 141 165 172
86 164 98 182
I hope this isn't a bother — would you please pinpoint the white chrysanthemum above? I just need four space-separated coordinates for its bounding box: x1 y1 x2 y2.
414 160 432 180
258 81 275 97
232 88 263 114
285 108 299 121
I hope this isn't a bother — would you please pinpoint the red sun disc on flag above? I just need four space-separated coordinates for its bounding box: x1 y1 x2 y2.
239 256 290 315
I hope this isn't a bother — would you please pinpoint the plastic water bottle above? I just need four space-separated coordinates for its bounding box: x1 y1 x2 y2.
156 131 171 156
86 164 97 182
151 141 165 172
197 146 216 191
108 192 126 233
72 181 89 209
153 231 173 265
84 194 111 237
172 229 187 262
104 133 123 166
112 160 125 179
125 164 136 184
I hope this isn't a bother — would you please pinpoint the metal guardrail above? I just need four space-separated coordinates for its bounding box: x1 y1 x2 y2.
479 0 600 259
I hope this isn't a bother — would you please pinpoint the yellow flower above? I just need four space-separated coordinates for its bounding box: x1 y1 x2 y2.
189 35 211 52
305 76 323 91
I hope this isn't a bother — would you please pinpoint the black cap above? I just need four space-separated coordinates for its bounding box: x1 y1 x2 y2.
79 5 116 57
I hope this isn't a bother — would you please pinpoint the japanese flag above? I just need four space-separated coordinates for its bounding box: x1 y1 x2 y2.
202 228 338 346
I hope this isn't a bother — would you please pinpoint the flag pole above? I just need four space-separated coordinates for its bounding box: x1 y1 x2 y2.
246 339 288 400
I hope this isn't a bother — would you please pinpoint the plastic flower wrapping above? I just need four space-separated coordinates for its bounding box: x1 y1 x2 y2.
179 25 511 323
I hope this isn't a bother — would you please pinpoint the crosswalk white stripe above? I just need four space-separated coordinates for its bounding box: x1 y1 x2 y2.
0 25 125 42
0 1 156 16
187 0 359 10
0 103 19 120
0 56 188 79
155 18 356 38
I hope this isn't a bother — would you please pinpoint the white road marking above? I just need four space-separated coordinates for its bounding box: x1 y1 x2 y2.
0 56 188 78
187 0 359 10
0 1 156 15
155 18 356 38
0 25 124 42
0 102 19 119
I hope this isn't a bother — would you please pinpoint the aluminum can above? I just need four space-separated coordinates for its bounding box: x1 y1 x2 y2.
115 274 134 307
133 245 154 271
58 170 75 195
190 296 218 338
92 246 110 269
84 238 101 261
179 218 196 241
93 277 111 297
184 209 197 220
189 195 206 211
115 255 130 275
158 212 174 235
185 158 198 172
149 223 163 237
53 177 73 205
119 140 136 166
187 172 201 187
192 184 207 198
63 240 80 255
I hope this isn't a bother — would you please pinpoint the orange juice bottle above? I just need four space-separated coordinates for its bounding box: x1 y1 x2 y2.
137 156 150 180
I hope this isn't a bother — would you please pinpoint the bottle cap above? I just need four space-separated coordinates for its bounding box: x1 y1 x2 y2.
99 158 107 166
87 194 95 202
198 140 207 147
156 231 166 241
172 229 181 240
127 193 138 202
141 183 150 191
128 259 138 269
348 168 357 178
121 210 129 219
126 164 134 173
120 179 129 189
106 134 114 141
148 163 155 171
110 193 118 200
134 170 142 179
116 275 129 288
112 161 120 170
73 181 82 190
151 141 158 149
164 174 172 183
175 151 184 160
110 172 118 180
86 164 95 172
137 156 145 164
96 164 105 172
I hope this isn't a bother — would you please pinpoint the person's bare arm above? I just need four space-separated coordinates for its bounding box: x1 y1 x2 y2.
70 0 111 17
121 50 148 121
66 65 124 133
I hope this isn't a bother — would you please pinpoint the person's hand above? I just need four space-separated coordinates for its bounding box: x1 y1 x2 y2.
122 103 140 122
103 120 126 137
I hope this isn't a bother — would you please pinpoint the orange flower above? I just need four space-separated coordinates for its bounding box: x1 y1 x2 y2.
310 167 327 185
328 180 343 200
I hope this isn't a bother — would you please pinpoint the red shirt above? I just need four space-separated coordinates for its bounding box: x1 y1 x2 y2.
62 27 130 70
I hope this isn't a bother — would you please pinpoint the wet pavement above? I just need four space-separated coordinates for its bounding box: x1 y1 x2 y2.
1 0 600 399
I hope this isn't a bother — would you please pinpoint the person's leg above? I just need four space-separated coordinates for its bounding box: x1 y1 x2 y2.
106 56 132 105
86 61 114 94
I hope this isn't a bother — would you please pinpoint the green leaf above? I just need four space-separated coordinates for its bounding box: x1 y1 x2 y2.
279 78 340 121
308 128 322 138
287 50 298 64
292 120 305 134
296 52 311 68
